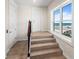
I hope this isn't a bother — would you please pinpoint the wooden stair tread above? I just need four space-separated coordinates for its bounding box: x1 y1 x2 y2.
31 42 58 48
31 55 66 59
48 56 66 59
31 38 55 41
31 32 66 59
31 49 61 56
31 38 56 44
32 32 53 39
32 32 52 36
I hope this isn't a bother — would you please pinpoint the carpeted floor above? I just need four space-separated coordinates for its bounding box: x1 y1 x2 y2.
31 32 66 59
6 32 66 59
6 40 28 59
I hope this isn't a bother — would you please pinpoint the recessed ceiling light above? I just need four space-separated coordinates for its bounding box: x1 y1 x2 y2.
33 0 36 3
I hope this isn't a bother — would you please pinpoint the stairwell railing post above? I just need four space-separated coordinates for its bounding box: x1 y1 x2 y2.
27 20 31 57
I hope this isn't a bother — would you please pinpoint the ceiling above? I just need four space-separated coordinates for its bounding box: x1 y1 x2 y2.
14 0 54 7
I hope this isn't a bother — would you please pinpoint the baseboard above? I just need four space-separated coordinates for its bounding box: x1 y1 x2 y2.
17 38 28 41
48 31 74 59
5 40 17 58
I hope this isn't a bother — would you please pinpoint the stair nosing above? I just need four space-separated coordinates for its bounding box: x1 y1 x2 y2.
32 36 53 39
31 38 55 42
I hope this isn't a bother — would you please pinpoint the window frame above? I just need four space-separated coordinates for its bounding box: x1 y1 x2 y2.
53 9 61 32
53 1 72 38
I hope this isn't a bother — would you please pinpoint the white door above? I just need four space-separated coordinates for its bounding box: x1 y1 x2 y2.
9 3 17 40
5 0 9 54
5 0 17 54
32 7 41 32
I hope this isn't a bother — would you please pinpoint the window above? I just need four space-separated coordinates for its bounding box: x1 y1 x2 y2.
54 9 61 32
62 3 72 37
53 3 72 38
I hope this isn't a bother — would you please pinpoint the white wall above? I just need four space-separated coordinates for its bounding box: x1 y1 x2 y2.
5 0 18 55
48 0 74 59
5 0 49 54
17 6 49 38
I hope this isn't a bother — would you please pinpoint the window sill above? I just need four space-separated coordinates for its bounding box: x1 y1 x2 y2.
51 31 73 47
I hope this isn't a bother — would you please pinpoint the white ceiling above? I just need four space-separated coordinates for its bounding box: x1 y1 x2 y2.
14 0 54 7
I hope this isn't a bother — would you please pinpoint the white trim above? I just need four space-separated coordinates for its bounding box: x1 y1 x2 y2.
52 0 72 11
53 9 61 33
72 0 74 46
60 8 63 33
51 31 73 47
6 39 17 57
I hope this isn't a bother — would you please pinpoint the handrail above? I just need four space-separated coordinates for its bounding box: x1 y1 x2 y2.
27 20 31 57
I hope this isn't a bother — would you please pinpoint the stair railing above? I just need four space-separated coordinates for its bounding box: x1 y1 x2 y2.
27 20 31 57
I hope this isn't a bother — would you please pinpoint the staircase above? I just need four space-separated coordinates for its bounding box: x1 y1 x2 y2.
30 32 66 59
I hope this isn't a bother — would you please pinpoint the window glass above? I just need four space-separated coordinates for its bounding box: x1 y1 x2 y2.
54 9 61 32
62 3 72 37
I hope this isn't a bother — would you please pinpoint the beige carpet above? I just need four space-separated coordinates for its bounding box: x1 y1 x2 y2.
31 32 66 59
6 32 66 59
31 31 53 39
6 41 28 59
